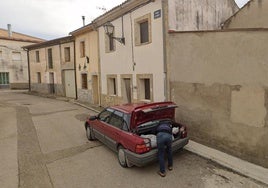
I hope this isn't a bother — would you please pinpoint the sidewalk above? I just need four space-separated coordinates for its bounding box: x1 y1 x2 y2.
72 99 268 185
185 140 268 185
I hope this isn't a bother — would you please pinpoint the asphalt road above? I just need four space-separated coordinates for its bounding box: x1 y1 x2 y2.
0 90 266 188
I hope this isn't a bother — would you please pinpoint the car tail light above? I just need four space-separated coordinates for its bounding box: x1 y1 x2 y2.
135 138 151 154
180 126 187 138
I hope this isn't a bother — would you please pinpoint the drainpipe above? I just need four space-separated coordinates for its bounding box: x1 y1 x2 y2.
24 48 31 92
161 0 168 101
73 40 78 100
95 25 102 107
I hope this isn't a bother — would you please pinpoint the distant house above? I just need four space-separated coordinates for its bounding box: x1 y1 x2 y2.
24 36 76 98
0 24 44 89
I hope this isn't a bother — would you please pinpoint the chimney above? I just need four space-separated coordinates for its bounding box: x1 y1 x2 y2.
7 24 12 38
82 16 85 26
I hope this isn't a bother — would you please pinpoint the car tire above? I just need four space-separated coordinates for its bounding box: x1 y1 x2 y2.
117 145 133 168
86 124 95 141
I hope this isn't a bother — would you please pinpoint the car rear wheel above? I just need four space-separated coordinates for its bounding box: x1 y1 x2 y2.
86 125 95 141
117 146 133 168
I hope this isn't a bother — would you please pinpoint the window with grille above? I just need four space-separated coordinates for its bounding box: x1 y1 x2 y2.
0 72 9 85
81 74 88 89
48 48 53 69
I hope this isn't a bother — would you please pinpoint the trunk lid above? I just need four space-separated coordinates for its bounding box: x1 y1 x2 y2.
131 102 177 130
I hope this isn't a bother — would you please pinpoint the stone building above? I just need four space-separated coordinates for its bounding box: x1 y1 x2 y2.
24 36 76 98
0 24 44 89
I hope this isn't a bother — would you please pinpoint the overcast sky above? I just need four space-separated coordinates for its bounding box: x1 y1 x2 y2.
0 0 250 40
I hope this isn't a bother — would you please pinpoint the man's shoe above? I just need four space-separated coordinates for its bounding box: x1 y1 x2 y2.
158 171 166 177
168 166 173 171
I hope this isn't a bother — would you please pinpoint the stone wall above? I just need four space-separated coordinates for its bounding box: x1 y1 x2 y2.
31 83 64 96
10 83 29 89
77 89 92 103
168 30 268 167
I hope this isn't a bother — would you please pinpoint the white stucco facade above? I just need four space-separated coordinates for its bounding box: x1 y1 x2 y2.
98 0 164 105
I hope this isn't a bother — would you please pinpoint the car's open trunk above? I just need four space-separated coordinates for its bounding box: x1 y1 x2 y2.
134 119 182 148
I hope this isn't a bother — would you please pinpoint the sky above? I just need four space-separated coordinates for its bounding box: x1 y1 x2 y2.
0 0 250 40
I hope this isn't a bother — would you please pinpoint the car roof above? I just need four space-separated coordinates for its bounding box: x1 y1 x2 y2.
110 101 176 114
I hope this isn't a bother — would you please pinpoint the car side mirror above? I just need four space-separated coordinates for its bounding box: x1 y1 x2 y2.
89 116 98 121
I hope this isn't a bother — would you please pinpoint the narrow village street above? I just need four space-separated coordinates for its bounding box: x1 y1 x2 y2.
0 90 266 188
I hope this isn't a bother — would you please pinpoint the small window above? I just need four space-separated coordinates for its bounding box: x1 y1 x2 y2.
105 34 115 53
12 52 21 61
35 51 40 62
47 48 53 69
0 72 9 85
64 47 71 62
80 41 85 57
107 76 117 95
137 75 152 101
81 74 88 89
140 21 149 43
109 111 124 129
0 51 2 59
144 79 150 100
37 72 41 83
135 13 152 46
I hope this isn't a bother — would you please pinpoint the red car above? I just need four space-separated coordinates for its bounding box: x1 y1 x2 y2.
85 101 189 167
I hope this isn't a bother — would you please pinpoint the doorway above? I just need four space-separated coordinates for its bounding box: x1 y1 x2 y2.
64 70 76 98
92 75 99 105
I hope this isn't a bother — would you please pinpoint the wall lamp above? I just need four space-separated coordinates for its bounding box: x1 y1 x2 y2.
103 21 125 45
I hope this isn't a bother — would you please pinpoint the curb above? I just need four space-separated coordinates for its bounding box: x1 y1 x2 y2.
185 140 268 185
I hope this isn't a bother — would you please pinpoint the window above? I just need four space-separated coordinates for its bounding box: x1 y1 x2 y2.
35 51 40 62
64 47 71 62
135 13 152 46
99 108 114 123
109 111 124 129
107 76 117 95
37 72 41 83
0 51 2 60
0 72 9 85
105 34 115 53
81 74 88 89
137 74 153 101
12 52 21 61
80 41 85 57
140 21 149 43
47 48 53 69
